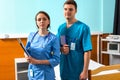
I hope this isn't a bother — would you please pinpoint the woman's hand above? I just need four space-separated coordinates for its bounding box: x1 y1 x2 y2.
25 56 39 64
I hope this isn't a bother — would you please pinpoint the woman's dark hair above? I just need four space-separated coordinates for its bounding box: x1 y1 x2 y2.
35 11 50 29
64 0 77 10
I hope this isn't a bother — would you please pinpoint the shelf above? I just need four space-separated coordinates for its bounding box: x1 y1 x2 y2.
17 72 28 80
17 70 28 74
101 51 120 55
15 58 27 63
101 37 120 65
15 58 28 80
101 39 120 42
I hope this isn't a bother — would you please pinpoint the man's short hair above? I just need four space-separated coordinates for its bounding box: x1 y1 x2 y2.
64 0 77 9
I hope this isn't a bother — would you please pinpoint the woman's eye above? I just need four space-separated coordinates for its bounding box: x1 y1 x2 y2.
37 18 41 21
37 18 47 21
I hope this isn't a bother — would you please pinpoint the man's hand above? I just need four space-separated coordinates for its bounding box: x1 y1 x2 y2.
61 44 69 55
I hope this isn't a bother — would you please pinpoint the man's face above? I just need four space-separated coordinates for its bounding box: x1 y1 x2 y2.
64 4 77 20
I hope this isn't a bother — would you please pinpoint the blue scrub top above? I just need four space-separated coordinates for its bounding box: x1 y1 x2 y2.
26 32 60 80
57 21 92 80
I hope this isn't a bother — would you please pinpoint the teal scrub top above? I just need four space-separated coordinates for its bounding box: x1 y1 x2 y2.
57 21 92 80
26 32 60 80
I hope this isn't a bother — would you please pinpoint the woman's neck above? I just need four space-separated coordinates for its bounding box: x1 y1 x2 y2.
38 29 49 36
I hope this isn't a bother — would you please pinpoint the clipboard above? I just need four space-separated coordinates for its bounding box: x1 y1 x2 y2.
17 38 30 56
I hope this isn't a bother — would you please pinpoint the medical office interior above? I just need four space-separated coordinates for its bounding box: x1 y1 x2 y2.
0 0 120 80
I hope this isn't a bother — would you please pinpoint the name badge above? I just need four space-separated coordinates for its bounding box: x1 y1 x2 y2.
70 42 75 50
30 69 33 77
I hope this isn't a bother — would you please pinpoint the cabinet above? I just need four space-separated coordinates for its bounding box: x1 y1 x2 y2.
14 58 61 80
15 58 28 80
101 38 120 65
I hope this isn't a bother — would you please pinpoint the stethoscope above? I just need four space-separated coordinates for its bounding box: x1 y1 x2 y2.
30 31 38 44
26 31 50 51
26 31 38 51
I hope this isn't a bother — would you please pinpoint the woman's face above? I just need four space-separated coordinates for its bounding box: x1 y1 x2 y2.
36 13 50 29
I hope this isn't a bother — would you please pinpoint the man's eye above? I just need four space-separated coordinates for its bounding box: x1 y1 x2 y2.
69 9 73 11
64 8 67 11
43 18 47 21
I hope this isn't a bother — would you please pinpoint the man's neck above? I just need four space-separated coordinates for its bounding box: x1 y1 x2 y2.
66 18 77 28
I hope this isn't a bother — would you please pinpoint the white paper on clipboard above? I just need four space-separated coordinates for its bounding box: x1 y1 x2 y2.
17 38 30 56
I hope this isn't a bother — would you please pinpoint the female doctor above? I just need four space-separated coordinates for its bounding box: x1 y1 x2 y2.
25 11 60 80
